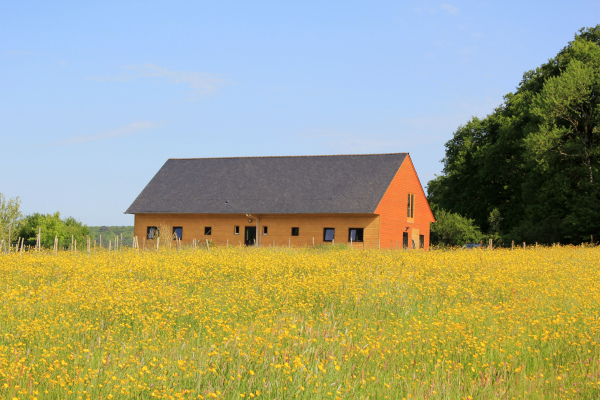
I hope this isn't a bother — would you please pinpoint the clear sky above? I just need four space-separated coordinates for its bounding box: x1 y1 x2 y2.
1 1 598 226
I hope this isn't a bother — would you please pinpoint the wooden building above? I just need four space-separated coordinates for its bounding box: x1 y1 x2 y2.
125 153 435 249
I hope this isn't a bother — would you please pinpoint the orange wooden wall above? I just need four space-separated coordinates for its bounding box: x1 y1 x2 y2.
134 213 382 248
374 155 435 250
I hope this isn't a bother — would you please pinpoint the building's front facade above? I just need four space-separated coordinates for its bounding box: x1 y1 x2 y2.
126 153 435 249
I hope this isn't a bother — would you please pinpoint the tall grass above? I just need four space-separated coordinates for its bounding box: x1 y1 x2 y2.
0 246 599 399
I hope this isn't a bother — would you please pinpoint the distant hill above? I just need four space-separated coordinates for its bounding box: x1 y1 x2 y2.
88 226 134 247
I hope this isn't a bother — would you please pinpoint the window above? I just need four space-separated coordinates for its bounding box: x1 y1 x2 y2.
204 226 212 235
419 234 425 249
291 227 299 236
234 226 240 235
348 228 364 242
323 228 335 242
173 227 183 240
263 226 268 235
147 226 159 239
407 193 415 219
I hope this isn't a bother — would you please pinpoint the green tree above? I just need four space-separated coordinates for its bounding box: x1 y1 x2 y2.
428 25 600 244
0 193 23 246
19 212 90 249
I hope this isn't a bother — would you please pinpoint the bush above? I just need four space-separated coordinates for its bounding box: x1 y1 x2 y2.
431 208 483 246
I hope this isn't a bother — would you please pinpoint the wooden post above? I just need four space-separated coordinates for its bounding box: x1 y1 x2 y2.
109 240 112 252
289 237 291 248
488 238 492 249
71 235 74 252
143 237 145 251
206 239 210 251
74 239 77 255
511 240 514 250
395 239 398 249
350 237 353 247
8 226 11 254
312 237 314 247
100 234 102 248
523 242 526 249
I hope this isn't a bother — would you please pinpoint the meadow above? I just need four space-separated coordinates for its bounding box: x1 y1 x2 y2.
0 246 599 399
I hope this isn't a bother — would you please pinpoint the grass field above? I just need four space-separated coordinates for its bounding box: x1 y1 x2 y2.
0 246 599 399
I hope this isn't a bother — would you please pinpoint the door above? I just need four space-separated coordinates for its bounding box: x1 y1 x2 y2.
402 232 409 249
245 226 257 246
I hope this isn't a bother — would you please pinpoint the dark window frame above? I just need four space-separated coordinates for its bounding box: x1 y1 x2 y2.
348 228 364 242
291 227 299 236
263 226 268 235
147 226 159 239
234 226 240 235
323 228 335 242
204 226 212 235
172 226 183 240
407 193 415 219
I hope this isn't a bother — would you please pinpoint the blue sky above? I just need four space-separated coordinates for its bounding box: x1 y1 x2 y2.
1 1 598 226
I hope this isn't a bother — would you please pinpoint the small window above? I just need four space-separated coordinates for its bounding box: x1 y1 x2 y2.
173 227 183 240
234 226 240 235
407 193 415 219
147 226 159 239
263 226 268 235
204 226 212 235
291 227 299 236
348 228 364 242
323 228 335 242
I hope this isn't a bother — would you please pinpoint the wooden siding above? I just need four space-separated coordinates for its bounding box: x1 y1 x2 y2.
134 213 382 248
374 155 435 250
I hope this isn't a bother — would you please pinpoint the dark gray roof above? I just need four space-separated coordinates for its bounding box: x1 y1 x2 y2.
125 153 408 214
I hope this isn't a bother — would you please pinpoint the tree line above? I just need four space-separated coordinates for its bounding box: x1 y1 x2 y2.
0 193 132 250
428 26 600 246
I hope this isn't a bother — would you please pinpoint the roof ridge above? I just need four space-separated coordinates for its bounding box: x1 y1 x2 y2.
168 152 408 161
